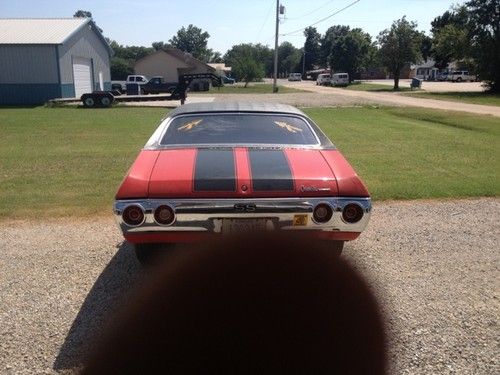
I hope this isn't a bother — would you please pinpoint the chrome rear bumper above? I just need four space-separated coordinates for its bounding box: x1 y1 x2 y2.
114 197 372 235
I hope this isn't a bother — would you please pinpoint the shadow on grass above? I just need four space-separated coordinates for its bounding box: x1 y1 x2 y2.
53 242 143 371
0 105 42 109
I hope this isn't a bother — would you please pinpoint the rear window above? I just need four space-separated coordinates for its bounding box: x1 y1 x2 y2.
160 114 318 146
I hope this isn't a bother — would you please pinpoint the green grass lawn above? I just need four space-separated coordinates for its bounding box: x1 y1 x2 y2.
344 82 412 92
193 83 309 94
0 106 498 220
403 91 500 106
303 107 499 200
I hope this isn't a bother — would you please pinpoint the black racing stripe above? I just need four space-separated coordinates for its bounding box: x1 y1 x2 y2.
194 149 236 191
249 149 294 191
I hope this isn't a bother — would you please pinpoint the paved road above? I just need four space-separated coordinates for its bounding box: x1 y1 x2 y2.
1 198 498 373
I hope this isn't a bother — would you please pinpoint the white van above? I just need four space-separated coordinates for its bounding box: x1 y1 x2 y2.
331 73 349 86
288 73 302 81
316 73 331 86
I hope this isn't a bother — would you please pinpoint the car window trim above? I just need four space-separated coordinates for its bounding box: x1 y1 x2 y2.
155 112 322 148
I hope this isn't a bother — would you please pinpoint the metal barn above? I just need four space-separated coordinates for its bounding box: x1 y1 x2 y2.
0 18 112 105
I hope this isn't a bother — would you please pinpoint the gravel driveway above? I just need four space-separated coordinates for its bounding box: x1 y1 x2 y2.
280 80 500 117
1 198 498 374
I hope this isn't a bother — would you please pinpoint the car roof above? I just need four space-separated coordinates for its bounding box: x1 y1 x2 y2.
168 102 307 117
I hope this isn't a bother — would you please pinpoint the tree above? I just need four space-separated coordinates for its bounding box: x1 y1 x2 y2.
152 41 170 51
432 24 471 68
169 24 211 62
377 17 422 89
430 5 470 69
329 27 372 82
420 34 433 62
224 44 273 77
278 42 301 75
232 59 265 87
73 10 92 18
320 25 350 67
303 27 321 71
224 44 266 86
73 9 103 33
208 51 223 63
107 40 154 79
110 57 134 80
466 0 500 92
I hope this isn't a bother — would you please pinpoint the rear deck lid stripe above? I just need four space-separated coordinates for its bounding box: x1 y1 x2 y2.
193 149 237 191
248 149 294 191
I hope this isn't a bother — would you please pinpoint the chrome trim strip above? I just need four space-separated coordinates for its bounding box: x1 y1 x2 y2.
144 113 323 150
114 197 371 235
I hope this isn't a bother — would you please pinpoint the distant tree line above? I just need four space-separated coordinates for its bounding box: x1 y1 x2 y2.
78 0 498 91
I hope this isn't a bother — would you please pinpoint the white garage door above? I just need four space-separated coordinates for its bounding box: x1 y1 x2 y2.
72 57 92 98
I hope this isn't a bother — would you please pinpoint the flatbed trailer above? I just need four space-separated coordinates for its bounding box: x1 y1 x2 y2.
49 73 221 108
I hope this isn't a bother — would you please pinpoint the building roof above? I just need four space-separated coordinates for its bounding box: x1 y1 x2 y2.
135 49 215 72
168 102 305 117
208 63 232 72
0 18 112 54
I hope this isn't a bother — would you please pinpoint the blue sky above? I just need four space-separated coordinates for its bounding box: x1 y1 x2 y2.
1 0 462 53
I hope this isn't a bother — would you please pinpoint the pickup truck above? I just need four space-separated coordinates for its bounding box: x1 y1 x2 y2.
140 76 178 95
111 75 148 92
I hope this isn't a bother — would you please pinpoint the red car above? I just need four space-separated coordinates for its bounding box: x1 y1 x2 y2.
114 102 371 263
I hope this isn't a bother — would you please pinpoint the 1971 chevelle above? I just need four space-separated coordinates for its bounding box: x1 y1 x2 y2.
114 102 371 263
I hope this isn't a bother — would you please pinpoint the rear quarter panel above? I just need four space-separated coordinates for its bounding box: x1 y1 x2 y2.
320 150 370 197
115 150 160 199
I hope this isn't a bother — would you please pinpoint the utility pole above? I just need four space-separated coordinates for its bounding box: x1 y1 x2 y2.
302 50 306 77
273 0 279 93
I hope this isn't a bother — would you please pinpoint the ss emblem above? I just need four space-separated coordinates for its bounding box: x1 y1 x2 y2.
234 203 257 212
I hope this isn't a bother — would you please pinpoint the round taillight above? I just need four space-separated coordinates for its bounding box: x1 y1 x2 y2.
122 205 145 226
313 203 333 223
342 203 364 223
154 205 175 226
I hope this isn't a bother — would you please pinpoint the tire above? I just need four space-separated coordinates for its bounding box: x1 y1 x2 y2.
83 96 95 108
134 243 174 265
456 77 462 82
100 96 112 107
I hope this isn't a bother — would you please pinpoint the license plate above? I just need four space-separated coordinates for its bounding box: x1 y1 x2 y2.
222 219 270 233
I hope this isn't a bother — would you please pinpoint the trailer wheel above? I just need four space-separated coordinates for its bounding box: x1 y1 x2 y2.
83 96 95 108
100 96 112 107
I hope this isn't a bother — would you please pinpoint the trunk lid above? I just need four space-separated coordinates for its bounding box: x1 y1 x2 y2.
148 148 338 198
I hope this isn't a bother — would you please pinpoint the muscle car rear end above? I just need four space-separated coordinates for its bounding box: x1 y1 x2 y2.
114 102 371 263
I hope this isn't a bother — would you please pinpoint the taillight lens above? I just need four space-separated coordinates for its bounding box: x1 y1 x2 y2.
122 205 145 226
313 203 333 223
154 205 175 226
342 203 364 223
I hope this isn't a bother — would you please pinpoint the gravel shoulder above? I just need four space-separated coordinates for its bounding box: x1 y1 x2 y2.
1 198 499 374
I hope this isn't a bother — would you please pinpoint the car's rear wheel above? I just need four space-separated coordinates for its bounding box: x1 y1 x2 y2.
134 243 174 265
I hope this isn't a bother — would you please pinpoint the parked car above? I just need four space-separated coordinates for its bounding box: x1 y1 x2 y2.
141 76 178 95
111 75 148 92
446 71 476 82
221 75 236 84
436 72 448 81
114 102 372 264
316 73 331 86
288 73 302 81
331 73 349 86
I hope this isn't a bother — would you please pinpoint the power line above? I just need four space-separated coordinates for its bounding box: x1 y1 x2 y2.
257 0 275 40
280 0 361 36
286 0 336 21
